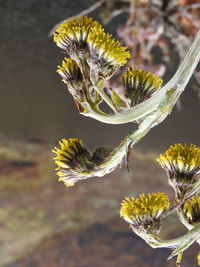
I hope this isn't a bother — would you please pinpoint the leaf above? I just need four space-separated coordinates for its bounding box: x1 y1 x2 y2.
110 89 127 109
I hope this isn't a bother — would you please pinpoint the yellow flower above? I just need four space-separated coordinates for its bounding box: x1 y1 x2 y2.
181 194 200 226
88 29 130 71
52 138 113 187
54 16 130 78
123 66 163 106
120 192 169 234
57 58 84 102
57 58 82 84
53 16 104 52
158 144 200 198
158 143 200 179
52 138 95 186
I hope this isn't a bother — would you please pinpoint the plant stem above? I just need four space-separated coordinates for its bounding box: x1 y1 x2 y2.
176 253 183 267
93 85 117 112
147 223 200 259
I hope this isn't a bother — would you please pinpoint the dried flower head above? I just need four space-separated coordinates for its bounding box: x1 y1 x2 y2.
157 144 200 197
87 29 130 78
52 138 113 186
54 16 104 54
181 194 200 227
120 192 170 235
123 66 163 106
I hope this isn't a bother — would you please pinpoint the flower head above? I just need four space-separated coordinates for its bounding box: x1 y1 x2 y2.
181 194 200 227
120 192 169 235
87 30 130 78
52 138 113 186
57 58 82 83
53 16 104 54
52 138 95 186
123 66 163 106
157 144 200 197
57 58 84 103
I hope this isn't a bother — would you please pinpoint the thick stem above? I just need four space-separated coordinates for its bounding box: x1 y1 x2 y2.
148 223 200 255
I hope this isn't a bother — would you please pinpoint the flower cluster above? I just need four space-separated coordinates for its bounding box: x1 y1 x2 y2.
53 16 136 114
120 192 170 235
54 16 130 78
53 16 165 116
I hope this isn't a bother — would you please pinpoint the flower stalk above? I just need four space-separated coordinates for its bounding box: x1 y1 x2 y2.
146 223 200 259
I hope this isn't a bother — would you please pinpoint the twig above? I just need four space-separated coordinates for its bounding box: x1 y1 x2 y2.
147 224 200 256
126 0 136 26
104 8 129 24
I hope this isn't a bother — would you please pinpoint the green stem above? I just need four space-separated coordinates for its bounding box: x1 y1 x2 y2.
160 183 200 220
147 223 200 259
186 178 200 198
176 253 183 267
89 110 164 179
93 85 117 113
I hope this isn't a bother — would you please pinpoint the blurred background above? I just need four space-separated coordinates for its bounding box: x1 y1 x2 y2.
0 0 199 266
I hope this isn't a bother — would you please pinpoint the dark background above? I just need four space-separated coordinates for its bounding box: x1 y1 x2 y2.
0 0 199 151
